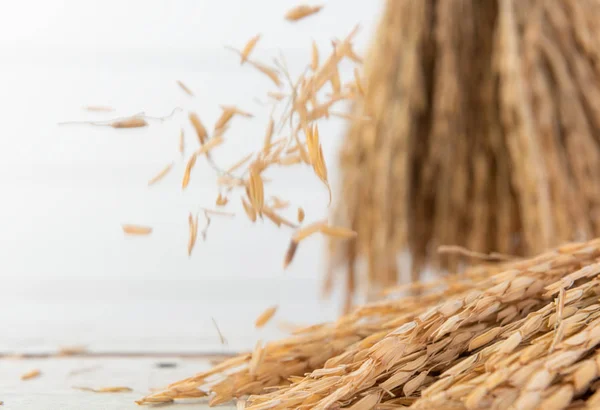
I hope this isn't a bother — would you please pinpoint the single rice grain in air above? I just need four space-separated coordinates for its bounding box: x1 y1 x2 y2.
285 4 323 22
189 112 208 145
176 80 194 96
297 207 305 223
148 163 174 186
240 34 261 64
122 224 153 235
255 305 278 328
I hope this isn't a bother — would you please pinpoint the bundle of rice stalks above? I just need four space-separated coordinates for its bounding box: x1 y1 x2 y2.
328 0 600 301
138 237 600 409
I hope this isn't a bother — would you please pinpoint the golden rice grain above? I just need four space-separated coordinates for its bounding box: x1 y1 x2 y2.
277 155 303 166
148 162 174 186
178 128 185 156
266 91 286 101
214 110 234 132
220 105 253 119
285 5 323 22
216 193 229 207
241 34 261 64
110 117 148 128
122 224 153 235
292 219 328 242
311 40 319 71
189 112 208 145
297 207 305 223
187 212 198 256
304 125 331 203
21 369 41 381
248 164 265 214
255 305 278 328
176 80 194 96
197 136 224 156
319 225 357 239
437 246 517 262
270 197 290 210
283 240 299 268
249 340 265 375
263 207 297 228
182 154 197 189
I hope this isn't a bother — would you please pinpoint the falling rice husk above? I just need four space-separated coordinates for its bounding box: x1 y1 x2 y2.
138 237 600 408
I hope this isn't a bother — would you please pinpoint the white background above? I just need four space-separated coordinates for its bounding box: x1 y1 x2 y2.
0 0 384 353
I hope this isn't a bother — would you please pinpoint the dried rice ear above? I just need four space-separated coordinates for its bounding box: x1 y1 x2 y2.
328 0 600 307
137 238 600 409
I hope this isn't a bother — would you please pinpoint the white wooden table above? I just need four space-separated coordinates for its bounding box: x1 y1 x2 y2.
1 356 235 409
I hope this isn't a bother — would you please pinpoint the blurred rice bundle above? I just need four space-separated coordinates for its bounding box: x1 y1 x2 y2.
139 238 600 409
327 0 600 302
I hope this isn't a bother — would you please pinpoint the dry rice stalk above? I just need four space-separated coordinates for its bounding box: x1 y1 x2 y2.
329 0 600 306
122 224 152 235
20 369 40 381
139 237 600 409
212 317 228 345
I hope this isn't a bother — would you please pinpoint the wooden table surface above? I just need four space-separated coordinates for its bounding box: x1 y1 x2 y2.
1 356 236 410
